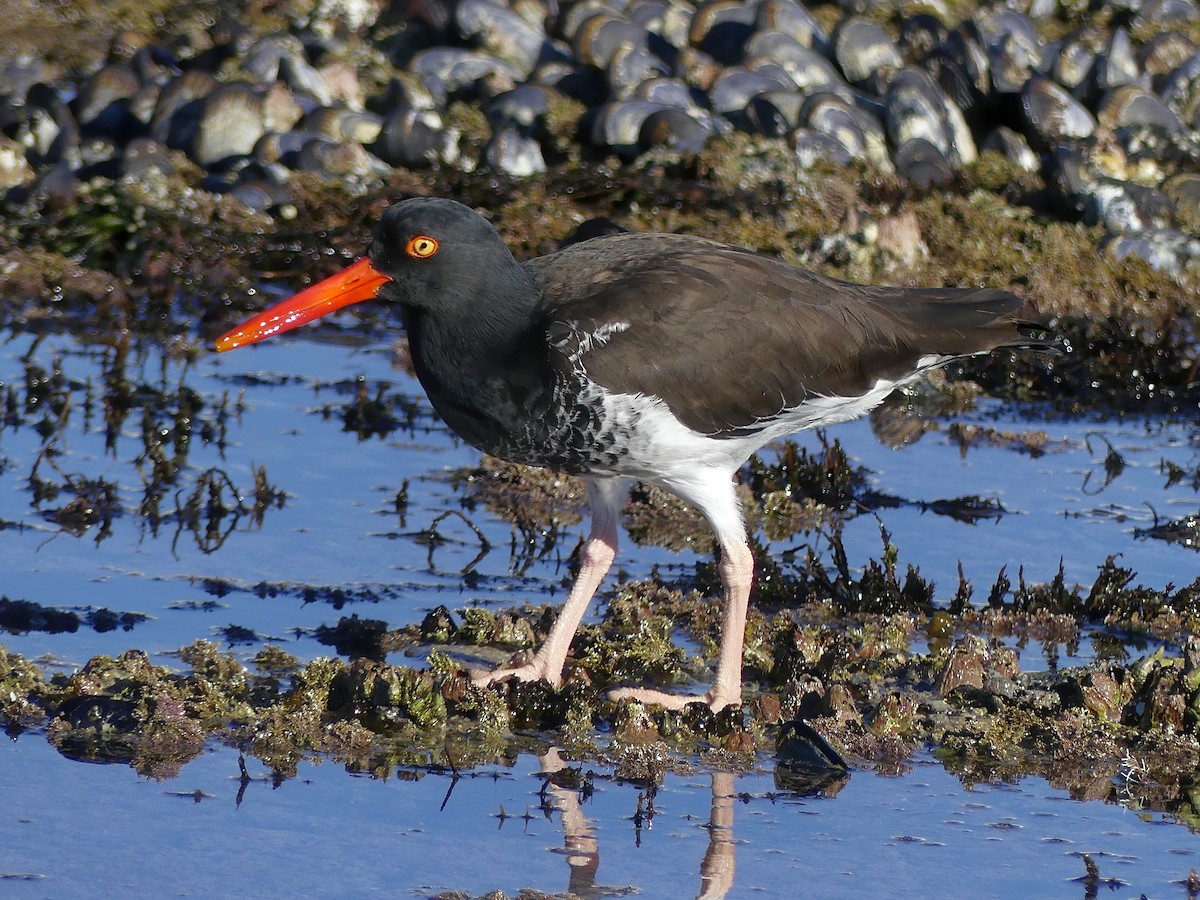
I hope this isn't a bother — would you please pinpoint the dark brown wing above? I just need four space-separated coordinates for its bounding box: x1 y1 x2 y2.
526 232 1040 436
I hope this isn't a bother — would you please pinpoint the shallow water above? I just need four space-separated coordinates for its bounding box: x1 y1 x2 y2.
3 738 1196 898
2 326 1199 897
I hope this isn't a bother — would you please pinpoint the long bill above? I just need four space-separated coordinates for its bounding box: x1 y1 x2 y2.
214 257 392 352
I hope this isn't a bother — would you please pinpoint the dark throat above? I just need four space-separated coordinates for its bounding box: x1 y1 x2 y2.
401 269 556 456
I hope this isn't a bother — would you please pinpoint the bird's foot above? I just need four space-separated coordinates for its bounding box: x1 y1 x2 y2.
606 685 741 712
471 657 561 690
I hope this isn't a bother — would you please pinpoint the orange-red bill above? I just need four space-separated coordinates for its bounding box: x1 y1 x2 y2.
215 257 392 352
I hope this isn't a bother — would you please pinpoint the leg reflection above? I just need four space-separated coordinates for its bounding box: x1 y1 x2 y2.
698 771 736 900
539 748 600 895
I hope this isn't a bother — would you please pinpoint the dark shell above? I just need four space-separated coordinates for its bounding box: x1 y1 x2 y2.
1159 51 1200 126
633 77 698 108
893 137 955 188
1051 37 1096 94
371 102 455 168
73 64 141 137
755 0 827 53
1137 31 1197 82
791 128 854 168
832 17 902 87
748 89 805 137
486 83 558 131
803 92 888 168
1021 75 1096 152
608 43 672 98
590 99 666 156
885 68 976 167
1097 85 1184 133
484 127 547 175
1083 178 1175 233
1093 28 1144 95
573 13 648 70
302 106 384 144
689 0 758 66
189 82 266 167
1163 172 1200 231
410 48 519 104
1106 228 1200 276
899 14 948 64
638 106 714 155
455 0 550 78
745 31 844 95
979 126 1038 171
709 66 792 124
150 70 218 147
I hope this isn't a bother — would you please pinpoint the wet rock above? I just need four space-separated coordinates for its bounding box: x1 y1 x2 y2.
936 637 988 697
1106 228 1200 277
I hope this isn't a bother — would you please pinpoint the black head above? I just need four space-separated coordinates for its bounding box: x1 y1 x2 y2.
215 197 530 353
368 197 523 314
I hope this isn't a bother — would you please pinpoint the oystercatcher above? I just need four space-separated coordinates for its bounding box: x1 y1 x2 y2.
216 196 1051 711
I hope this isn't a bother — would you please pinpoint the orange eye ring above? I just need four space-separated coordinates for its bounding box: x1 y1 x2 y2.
406 235 439 259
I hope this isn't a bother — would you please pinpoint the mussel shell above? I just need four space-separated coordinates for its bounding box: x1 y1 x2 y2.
885 67 975 167
1051 37 1096 94
608 43 671 98
1163 171 1200 231
979 126 1038 171
899 14 948 64
746 31 844 94
371 102 454 168
456 0 549 78
573 13 648 70
486 83 558 131
1021 75 1097 151
638 105 714 155
484 127 547 175
1084 177 1174 232
709 67 792 124
1097 85 1184 133
633 76 698 108
832 17 902 87
0 133 33 189
790 127 854 168
150 70 218 147
302 106 384 143
755 0 828 53
689 0 758 66
1159 50 1200 126
410 48 520 104
1093 28 1145 95
1138 30 1197 83
893 137 955 188
590 99 669 156
189 82 266 167
748 90 806 137
803 92 888 168
73 64 141 137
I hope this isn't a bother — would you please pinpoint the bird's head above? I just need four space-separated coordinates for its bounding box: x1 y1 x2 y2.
215 197 517 352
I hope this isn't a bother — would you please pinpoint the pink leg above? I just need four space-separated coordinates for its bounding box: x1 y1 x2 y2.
608 536 752 712
608 471 753 711
475 478 626 689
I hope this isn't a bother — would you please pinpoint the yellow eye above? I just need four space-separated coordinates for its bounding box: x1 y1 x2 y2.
406 235 439 259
